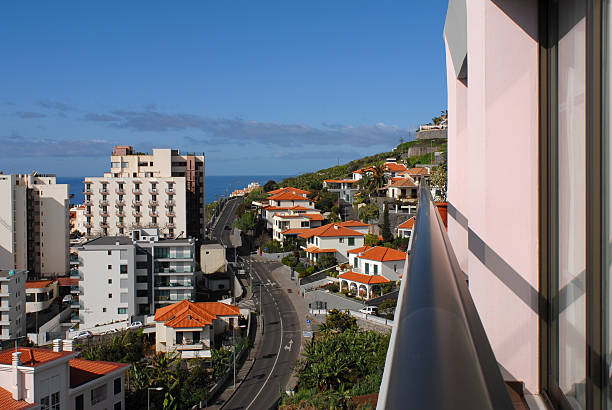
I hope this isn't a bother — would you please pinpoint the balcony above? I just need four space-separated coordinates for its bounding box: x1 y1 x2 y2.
376 186 512 409
83 200 92 207
166 188 175 194
100 222 109 228
132 188 142 194
99 188 109 195
154 281 193 288
115 200 125 207
99 211 109 218
99 200 109 207
116 188 125 195
83 222 92 228
166 211 175 217
167 222 175 228
70 285 80 294
155 267 193 274
149 200 158 207
70 313 80 323
116 210 125 217
70 269 81 278
133 211 142 217
84 211 93 217
83 188 92 195
149 188 158 194
150 211 158 217
165 200 175 207
132 200 142 207
69 255 82 264
116 221 125 227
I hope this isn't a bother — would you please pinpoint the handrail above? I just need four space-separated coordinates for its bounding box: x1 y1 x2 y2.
376 185 512 409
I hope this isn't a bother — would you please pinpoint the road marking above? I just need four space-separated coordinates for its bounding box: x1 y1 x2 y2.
245 264 284 410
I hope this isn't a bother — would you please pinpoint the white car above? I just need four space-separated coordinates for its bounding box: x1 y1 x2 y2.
127 321 143 330
73 331 93 340
62 295 72 303
359 306 378 315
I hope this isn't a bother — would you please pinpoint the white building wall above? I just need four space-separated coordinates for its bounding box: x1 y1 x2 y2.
0 270 27 340
318 236 365 259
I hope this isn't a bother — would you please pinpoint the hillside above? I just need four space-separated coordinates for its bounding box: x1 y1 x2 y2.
280 138 447 191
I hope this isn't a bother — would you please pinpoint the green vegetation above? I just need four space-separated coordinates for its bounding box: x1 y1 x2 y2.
430 162 448 201
380 204 392 243
359 204 379 223
282 310 390 408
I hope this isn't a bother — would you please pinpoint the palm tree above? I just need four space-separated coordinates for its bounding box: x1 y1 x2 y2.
371 165 387 195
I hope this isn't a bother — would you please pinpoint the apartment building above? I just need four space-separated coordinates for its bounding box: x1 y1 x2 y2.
0 173 69 278
437 0 611 407
0 341 128 410
0 269 26 341
25 280 57 314
75 228 195 329
83 146 205 239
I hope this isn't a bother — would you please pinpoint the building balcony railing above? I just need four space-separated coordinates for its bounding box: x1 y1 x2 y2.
115 200 125 207
116 221 125 227
99 211 108 218
150 211 158 217
166 211 175 217
149 200 158 207
70 269 80 277
83 200 92 207
132 188 142 194
83 188 92 195
166 188 175 194
116 211 125 217
132 200 142 207
165 200 175 207
376 186 512 409
116 188 125 195
167 223 175 228
154 281 193 288
83 222 92 228
133 211 142 217
100 222 109 228
149 188 158 194
99 200 108 207
155 267 193 273
84 211 93 217
99 188 109 195
70 285 80 294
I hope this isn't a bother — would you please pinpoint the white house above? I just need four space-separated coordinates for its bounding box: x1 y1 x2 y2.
298 223 365 264
387 176 418 200
273 211 324 243
154 300 241 359
25 280 58 314
338 220 370 235
397 216 416 252
0 340 129 409
322 179 359 203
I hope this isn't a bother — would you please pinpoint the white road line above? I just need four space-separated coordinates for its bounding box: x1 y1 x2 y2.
245 264 284 410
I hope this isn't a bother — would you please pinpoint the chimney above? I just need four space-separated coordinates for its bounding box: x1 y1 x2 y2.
62 339 74 352
52 339 62 352
12 352 22 400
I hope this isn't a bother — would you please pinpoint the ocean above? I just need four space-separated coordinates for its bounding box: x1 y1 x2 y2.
58 175 291 206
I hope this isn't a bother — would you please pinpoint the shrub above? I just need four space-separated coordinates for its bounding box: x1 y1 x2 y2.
327 283 339 293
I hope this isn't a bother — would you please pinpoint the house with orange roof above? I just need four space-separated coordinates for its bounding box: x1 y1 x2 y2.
386 175 418 201
351 159 408 181
266 186 310 196
25 280 58 314
0 341 129 410
153 300 241 358
337 220 371 235
298 223 365 264
272 210 324 243
397 216 416 243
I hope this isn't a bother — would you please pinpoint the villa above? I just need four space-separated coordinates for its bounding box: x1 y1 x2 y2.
298 223 365 264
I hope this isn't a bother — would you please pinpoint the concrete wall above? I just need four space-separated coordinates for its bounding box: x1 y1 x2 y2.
445 0 540 392
303 289 364 311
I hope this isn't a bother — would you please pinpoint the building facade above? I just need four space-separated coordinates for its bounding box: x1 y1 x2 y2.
83 146 205 239
444 0 612 407
0 269 26 341
0 174 69 278
75 228 195 329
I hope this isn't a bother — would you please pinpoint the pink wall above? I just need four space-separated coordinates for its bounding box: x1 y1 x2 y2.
446 0 540 393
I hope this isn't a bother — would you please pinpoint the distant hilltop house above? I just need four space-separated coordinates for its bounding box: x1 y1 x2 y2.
230 182 260 198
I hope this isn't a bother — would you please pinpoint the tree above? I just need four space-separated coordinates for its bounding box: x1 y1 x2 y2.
233 211 257 232
371 164 387 193
430 163 448 201
364 234 380 246
380 204 393 242
359 204 379 223
319 309 358 332
263 180 279 192
316 254 337 270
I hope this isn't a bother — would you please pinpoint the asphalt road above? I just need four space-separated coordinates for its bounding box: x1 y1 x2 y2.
222 260 301 410
211 198 242 246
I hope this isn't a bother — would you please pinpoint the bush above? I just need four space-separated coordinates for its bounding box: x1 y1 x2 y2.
327 283 339 292
305 266 316 275
263 240 284 253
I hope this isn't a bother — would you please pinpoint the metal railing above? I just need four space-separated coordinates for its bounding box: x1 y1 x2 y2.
377 186 512 410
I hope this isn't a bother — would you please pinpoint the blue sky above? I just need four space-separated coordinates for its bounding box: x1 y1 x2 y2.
0 1 448 176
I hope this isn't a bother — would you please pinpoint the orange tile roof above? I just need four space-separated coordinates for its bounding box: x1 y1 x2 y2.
0 347 74 367
304 247 338 254
69 358 129 388
339 220 370 227
267 187 310 195
406 167 430 175
298 223 364 239
25 280 55 289
290 206 311 211
277 215 305 218
385 163 408 172
0 387 35 409
303 213 324 221
359 246 407 262
263 206 293 211
398 216 416 229
56 277 78 286
348 245 373 254
267 191 312 201
390 177 417 188
154 300 239 329
281 228 310 235
338 271 390 284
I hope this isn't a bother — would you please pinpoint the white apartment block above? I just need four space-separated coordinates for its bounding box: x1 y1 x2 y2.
83 146 205 239
0 341 128 410
0 173 69 278
0 269 26 341
76 229 195 329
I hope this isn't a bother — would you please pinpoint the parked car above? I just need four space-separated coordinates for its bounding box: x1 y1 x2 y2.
359 306 378 315
72 331 93 340
105 328 120 335
62 295 73 303
127 321 143 330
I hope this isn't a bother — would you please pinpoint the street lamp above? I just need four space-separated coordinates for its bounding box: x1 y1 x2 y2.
147 387 164 410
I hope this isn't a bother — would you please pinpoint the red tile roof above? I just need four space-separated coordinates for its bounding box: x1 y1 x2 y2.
338 271 390 284
385 163 408 172
0 387 35 409
267 187 310 195
304 247 338 254
303 213 324 221
69 359 129 388
298 223 364 239
0 348 74 367
347 246 373 254
267 191 311 201
359 246 407 262
339 220 370 227
25 280 55 289
290 206 311 211
56 278 78 286
263 206 293 211
281 229 310 235
406 167 430 175
398 217 416 229
390 177 417 188
154 300 240 329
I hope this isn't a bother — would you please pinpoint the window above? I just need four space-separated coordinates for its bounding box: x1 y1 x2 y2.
103 308 106 312
176 332 183 344
120 265 128 274
354 258 358 268
365 263 369 274
136 261 148 269
118 307 128 314
114 377 122 395
374 265 378 275
108 279 112 284
108 293 112 299
348 238 355 246
339 238 344 243
107 250 112 255
137 276 148 283
108 265 112 270
114 403 122 410
137 289 147 297
75 394 84 410
91 385 107 405
41 396 49 410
